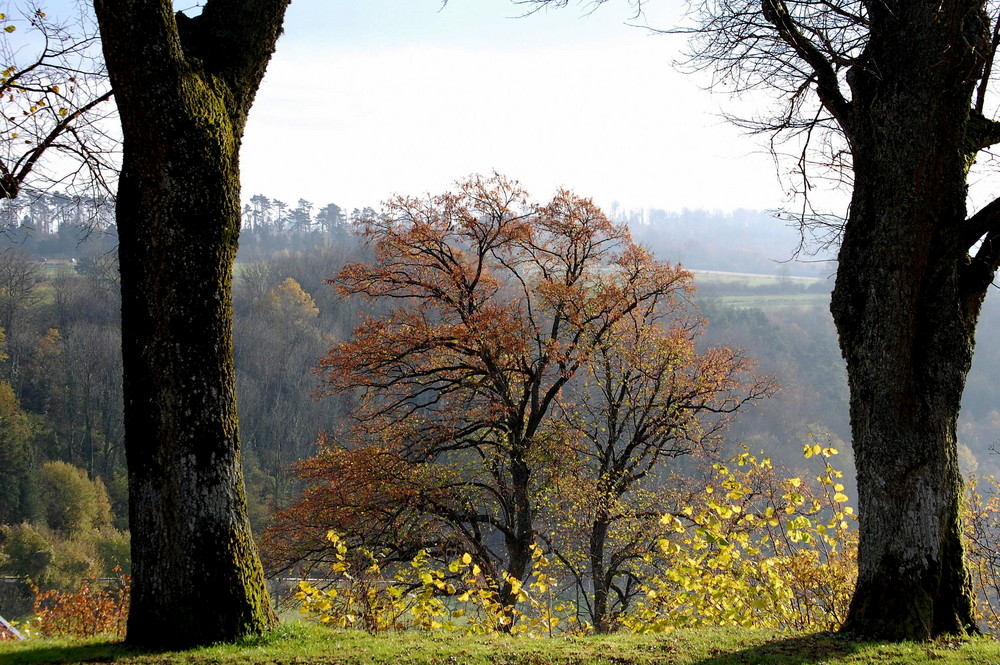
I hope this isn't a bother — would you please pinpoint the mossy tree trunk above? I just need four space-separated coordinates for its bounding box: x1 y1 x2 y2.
92 0 290 648
830 0 998 640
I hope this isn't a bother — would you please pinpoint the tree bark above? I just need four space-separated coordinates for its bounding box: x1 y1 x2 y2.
93 0 289 648
497 450 534 628
589 515 611 633
832 0 989 640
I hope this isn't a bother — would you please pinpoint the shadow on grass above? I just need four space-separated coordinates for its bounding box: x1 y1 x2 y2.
689 632 868 664
0 640 153 665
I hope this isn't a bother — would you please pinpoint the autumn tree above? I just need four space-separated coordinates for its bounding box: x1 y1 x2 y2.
546 314 774 632
524 0 1000 640
92 0 290 648
236 276 329 526
303 173 694 618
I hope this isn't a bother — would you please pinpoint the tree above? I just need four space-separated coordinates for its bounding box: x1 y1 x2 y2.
548 315 773 632
317 202 346 236
247 193 272 231
290 198 314 234
0 246 43 395
308 173 692 619
0 247 41 334
528 0 1000 640
0 377 44 524
91 0 290 648
37 460 111 536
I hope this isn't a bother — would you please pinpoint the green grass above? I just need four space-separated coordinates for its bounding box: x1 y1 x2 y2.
3 622 1000 665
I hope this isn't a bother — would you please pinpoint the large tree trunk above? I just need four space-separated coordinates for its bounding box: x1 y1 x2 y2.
94 0 289 648
832 0 988 640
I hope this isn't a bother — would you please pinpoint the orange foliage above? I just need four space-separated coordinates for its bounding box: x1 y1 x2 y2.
262 436 459 576
32 572 129 638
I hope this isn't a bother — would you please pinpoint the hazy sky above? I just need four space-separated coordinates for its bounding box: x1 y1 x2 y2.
237 0 795 215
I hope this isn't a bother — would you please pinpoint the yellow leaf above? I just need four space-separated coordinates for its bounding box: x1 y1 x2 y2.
4 25 14 33
461 552 472 565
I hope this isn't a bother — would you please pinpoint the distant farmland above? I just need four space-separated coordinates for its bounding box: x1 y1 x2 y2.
692 269 833 311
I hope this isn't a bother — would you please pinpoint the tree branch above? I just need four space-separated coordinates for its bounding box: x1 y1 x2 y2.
761 0 853 131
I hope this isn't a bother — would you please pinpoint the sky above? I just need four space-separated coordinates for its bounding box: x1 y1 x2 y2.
235 0 797 215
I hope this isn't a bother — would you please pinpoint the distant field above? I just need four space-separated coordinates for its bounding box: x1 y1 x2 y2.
691 269 832 311
35 259 78 278
705 293 831 310
692 269 827 286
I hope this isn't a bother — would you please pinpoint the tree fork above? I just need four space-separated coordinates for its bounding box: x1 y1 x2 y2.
94 0 290 648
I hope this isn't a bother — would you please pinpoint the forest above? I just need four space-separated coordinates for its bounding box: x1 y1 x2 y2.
4 180 1000 637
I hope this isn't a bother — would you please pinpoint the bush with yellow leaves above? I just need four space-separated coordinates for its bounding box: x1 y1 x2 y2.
295 446 858 635
621 445 857 633
295 533 578 635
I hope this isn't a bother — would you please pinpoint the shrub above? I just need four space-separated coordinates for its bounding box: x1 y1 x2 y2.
294 446 858 635
295 533 577 636
31 569 129 638
623 446 856 632
0 523 54 582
